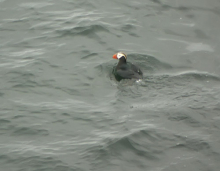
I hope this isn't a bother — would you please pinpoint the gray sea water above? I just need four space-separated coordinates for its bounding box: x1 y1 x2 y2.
1 0 220 171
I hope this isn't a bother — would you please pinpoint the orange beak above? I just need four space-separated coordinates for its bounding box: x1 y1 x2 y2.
112 54 117 59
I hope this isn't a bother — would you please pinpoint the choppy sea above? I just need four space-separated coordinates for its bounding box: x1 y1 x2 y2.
1 0 220 171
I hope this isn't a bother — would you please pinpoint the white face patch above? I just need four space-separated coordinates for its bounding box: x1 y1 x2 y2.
117 52 126 59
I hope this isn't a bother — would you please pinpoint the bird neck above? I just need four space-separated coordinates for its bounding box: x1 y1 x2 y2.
117 57 127 66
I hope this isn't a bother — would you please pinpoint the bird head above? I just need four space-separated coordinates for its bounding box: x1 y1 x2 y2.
112 52 127 60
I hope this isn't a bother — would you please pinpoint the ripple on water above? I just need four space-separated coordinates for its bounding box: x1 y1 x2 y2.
0 154 80 171
12 126 49 136
20 2 53 9
0 49 44 68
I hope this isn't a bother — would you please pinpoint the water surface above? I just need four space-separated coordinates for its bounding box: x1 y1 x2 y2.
0 0 220 171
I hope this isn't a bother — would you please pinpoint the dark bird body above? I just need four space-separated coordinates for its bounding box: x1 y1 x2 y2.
112 52 143 81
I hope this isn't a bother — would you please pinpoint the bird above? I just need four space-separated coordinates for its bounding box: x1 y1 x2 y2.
112 52 143 81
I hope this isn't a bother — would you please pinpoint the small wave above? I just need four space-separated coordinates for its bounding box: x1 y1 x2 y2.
143 70 220 86
87 128 165 163
27 9 114 39
172 134 211 152
20 2 53 9
120 23 141 37
55 24 110 37
12 99 112 116
0 119 10 124
0 154 79 170
0 142 59 155
165 70 220 81
12 126 49 136
81 53 99 59
125 53 173 71
0 49 43 68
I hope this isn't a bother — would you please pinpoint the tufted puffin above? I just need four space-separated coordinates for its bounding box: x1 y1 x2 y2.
112 52 143 81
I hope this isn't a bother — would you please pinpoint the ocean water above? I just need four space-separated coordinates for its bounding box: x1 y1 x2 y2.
0 0 220 171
